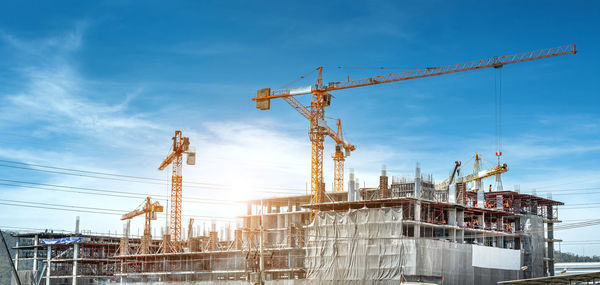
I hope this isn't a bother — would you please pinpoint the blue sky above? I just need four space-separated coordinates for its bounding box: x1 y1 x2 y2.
0 1 599 255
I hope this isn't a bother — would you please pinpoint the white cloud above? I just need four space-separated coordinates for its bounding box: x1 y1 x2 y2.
0 20 87 56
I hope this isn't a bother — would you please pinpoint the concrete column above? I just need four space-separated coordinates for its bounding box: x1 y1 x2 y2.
277 214 283 229
414 201 421 237
477 189 484 209
480 213 486 228
33 235 38 271
547 205 555 276
266 201 272 214
14 239 19 271
120 260 124 285
398 207 403 236
46 245 51 285
457 210 465 243
448 208 457 226
277 215 284 244
476 215 484 229
72 243 79 285
448 183 456 203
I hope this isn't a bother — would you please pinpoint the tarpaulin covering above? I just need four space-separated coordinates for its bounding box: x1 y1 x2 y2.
520 215 546 278
41 236 82 245
305 207 408 284
305 208 523 285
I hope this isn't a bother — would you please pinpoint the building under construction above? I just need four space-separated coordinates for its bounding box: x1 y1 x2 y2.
8 45 576 285
10 164 563 285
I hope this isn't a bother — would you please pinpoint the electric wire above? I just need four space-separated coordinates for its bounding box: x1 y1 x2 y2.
0 202 122 216
0 159 305 192
0 178 239 204
0 162 304 194
0 199 238 220
0 198 124 212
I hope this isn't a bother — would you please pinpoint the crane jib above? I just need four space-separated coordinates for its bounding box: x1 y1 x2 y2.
252 44 576 100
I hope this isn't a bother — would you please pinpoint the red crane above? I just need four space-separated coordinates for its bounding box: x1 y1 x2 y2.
252 44 576 220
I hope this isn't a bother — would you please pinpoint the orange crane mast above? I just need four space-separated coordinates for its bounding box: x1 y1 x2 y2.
121 197 164 254
258 87 356 201
253 44 576 220
158 130 195 252
332 118 349 193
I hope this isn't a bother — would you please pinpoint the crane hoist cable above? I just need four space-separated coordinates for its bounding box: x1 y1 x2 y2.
494 66 503 165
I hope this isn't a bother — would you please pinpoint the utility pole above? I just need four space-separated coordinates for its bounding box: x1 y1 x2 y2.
257 199 265 285
0 230 21 285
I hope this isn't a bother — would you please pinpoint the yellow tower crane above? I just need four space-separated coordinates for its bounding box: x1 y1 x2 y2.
253 44 575 220
121 197 164 254
158 130 195 252
455 153 509 188
331 118 352 193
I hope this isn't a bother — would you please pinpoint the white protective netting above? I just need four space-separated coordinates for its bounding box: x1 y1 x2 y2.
305 207 410 284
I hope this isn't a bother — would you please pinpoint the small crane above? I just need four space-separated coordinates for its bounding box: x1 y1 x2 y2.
455 153 509 188
331 118 352 193
158 130 195 252
121 197 164 254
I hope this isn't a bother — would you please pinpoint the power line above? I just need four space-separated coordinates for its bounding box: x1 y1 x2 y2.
522 187 600 194
0 163 168 185
0 159 211 186
0 199 238 221
6 158 599 196
0 199 123 212
0 160 305 193
0 178 238 204
560 202 600 207
0 202 122 216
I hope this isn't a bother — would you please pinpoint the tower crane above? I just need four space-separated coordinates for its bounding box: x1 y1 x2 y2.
253 44 576 220
452 153 509 208
454 153 509 187
158 130 195 252
331 118 351 193
256 87 355 203
121 197 164 254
